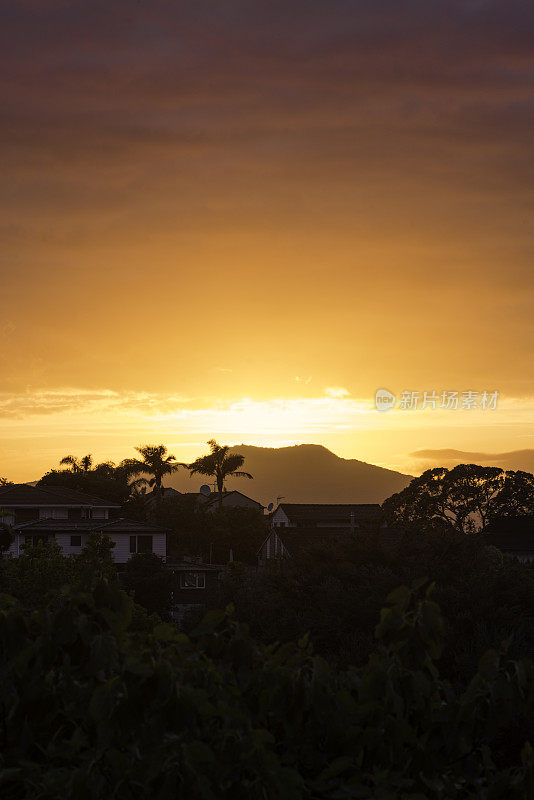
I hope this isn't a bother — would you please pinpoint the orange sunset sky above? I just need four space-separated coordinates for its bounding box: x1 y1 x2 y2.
1 0 534 480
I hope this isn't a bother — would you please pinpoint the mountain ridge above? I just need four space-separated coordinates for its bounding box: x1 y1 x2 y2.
165 443 412 505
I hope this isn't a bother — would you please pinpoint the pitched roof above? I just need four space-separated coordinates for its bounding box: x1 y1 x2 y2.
102 518 170 533
203 490 263 509
14 517 169 533
145 487 183 503
0 483 120 508
277 503 382 522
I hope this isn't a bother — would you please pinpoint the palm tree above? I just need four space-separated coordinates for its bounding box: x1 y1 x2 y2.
59 454 93 473
59 455 81 473
186 440 253 511
120 445 182 499
80 454 93 472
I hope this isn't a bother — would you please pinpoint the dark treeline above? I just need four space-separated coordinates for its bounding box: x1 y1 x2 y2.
1 448 534 795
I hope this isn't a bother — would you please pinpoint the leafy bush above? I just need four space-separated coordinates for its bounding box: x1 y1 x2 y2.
1 581 532 798
223 530 534 681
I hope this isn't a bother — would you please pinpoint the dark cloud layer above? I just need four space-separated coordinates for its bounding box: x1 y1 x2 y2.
1 0 534 402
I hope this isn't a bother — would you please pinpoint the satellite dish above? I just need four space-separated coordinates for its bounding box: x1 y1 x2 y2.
267 502 274 512
200 484 211 496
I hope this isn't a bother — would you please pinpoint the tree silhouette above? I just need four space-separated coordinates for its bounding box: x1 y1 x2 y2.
121 445 182 498
382 464 534 533
186 440 253 511
59 454 93 473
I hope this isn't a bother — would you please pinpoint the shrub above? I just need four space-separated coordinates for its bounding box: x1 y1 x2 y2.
0 582 532 798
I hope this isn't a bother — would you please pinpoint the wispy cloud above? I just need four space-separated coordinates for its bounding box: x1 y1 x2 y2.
325 387 350 398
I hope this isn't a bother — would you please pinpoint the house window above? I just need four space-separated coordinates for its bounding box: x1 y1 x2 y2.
39 508 68 520
129 535 153 554
179 572 206 589
70 535 82 547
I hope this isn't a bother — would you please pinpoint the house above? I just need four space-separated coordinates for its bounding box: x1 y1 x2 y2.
199 490 264 513
0 483 120 525
144 487 184 508
166 558 225 624
258 502 387 569
0 484 169 563
271 503 383 532
483 516 534 562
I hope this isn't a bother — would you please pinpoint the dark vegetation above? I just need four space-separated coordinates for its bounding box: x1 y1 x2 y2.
383 464 534 533
152 496 269 565
1 575 533 798
1 450 533 795
222 529 534 683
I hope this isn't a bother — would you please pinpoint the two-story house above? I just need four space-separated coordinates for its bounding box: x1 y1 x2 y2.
0 484 169 563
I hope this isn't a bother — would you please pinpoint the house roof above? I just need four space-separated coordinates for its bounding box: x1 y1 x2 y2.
0 483 120 508
276 503 382 522
203 490 263 509
14 517 169 534
258 524 405 557
145 487 183 503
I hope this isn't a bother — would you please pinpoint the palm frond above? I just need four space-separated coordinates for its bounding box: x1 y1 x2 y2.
222 454 246 474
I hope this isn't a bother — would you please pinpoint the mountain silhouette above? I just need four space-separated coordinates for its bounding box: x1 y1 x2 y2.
165 444 412 505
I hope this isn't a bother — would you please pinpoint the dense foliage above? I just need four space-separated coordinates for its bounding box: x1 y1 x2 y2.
0 534 118 609
38 465 134 506
382 465 534 533
222 529 534 682
122 553 171 617
150 495 269 565
1 580 533 799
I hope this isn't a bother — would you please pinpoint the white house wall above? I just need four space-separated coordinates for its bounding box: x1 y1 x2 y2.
6 532 167 563
272 507 291 527
109 532 167 563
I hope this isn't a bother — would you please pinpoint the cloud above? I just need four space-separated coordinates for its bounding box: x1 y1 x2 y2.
411 448 534 473
0 389 192 419
325 387 350 398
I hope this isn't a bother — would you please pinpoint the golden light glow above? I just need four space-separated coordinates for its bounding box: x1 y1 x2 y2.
2 3 534 480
